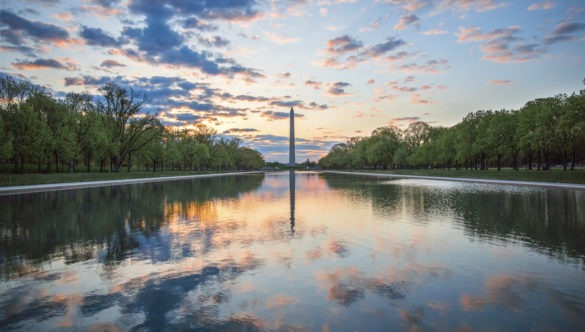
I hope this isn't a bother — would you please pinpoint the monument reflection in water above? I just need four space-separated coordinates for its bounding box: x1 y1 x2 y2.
0 172 584 330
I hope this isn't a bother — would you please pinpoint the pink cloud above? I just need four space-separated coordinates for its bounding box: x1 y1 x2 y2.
410 93 435 104
422 29 449 36
458 26 545 63
394 14 420 31
528 1 555 11
489 79 513 85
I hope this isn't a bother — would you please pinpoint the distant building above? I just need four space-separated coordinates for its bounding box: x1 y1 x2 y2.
289 107 296 166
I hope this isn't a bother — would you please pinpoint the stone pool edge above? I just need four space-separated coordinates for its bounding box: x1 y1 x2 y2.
0 171 264 196
323 170 585 191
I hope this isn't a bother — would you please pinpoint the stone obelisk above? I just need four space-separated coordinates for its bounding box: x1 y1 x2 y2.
289 107 295 166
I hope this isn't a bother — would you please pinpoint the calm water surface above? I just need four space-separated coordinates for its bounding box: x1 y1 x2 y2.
1 172 584 330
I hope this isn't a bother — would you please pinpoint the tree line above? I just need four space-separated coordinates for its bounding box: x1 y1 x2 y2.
0 75 264 173
319 80 585 171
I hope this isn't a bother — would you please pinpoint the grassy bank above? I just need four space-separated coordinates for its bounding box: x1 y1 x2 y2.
0 170 229 187
338 168 585 184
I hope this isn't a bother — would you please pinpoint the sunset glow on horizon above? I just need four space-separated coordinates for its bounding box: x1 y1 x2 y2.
1 0 584 162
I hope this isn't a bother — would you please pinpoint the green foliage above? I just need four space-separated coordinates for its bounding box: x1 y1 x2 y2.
0 76 264 174
319 80 585 172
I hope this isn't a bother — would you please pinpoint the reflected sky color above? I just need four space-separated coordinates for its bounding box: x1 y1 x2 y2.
1 172 584 330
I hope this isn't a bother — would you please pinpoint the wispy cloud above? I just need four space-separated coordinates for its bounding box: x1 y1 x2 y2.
398 59 449 73
527 1 555 11
305 80 323 90
264 31 301 44
544 20 585 44
458 26 545 63
319 35 406 69
261 111 304 121
327 81 351 96
489 79 513 85
100 59 125 68
437 0 508 13
422 29 449 36
387 116 422 127
223 128 259 134
410 93 435 104
394 14 420 31
325 35 363 55
13 58 78 71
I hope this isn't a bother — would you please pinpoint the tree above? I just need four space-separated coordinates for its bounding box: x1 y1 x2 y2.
96 82 162 172
560 91 585 169
0 110 12 162
486 110 518 170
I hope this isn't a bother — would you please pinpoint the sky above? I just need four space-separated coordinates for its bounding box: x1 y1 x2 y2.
1 0 584 163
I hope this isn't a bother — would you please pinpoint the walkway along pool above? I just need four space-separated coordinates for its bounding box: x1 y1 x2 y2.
1 171 584 330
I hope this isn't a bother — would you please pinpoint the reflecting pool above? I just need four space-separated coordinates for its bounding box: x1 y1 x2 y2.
1 172 584 330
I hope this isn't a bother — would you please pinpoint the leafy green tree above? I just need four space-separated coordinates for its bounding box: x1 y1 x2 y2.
235 147 263 170
366 126 401 169
560 91 585 169
486 110 518 170
11 103 51 172
96 82 162 172
0 112 12 162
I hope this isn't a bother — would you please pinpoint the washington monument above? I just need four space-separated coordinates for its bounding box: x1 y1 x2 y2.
289 107 295 166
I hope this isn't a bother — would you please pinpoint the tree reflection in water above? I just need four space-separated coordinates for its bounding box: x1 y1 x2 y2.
1 172 584 330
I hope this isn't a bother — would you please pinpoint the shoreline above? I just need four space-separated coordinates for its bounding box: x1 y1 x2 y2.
323 170 585 191
0 171 264 196
2 169 585 195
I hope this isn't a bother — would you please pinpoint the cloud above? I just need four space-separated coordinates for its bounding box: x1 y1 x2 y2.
307 102 329 111
394 14 420 31
398 59 449 73
80 26 121 47
328 82 351 96
437 0 507 13
385 51 412 63
527 1 555 11
305 80 323 89
410 93 435 104
422 29 449 36
458 26 545 63
388 80 418 92
325 35 363 55
320 35 407 69
100 59 126 68
0 10 71 54
0 10 69 42
277 72 291 79
387 116 422 126
544 21 585 44
362 37 407 57
263 31 301 44
53 12 74 22
64 75 120 86
197 35 231 48
223 128 259 134
182 17 217 31
270 100 304 108
489 79 513 85
111 1 262 80
382 0 432 12
13 58 78 71
129 0 262 23
384 0 505 13
261 111 304 121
